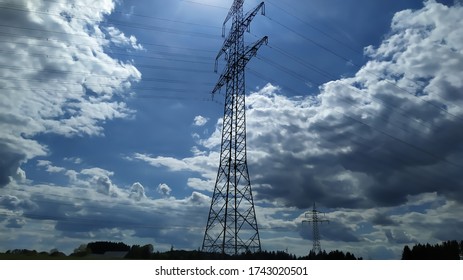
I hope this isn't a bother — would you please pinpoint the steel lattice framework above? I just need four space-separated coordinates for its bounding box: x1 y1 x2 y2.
302 203 329 254
202 0 267 255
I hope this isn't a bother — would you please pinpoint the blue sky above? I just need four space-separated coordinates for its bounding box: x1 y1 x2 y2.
1 0 463 259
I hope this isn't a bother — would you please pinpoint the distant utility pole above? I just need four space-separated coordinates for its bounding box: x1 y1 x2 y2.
302 203 329 254
202 0 267 255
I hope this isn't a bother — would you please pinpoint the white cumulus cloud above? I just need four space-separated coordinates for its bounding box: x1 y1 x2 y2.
0 0 142 187
193 115 209 127
129 182 146 201
157 183 172 197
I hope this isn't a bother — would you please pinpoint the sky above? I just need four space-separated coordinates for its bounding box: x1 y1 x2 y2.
1 0 463 259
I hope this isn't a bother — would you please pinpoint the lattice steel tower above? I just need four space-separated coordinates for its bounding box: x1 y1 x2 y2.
202 0 267 255
302 203 329 254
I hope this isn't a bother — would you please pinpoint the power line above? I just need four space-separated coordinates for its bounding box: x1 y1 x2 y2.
0 35 217 55
3 0 459 125
306 112 463 189
0 0 460 182
0 22 221 41
265 0 363 55
0 62 212 77
334 105 463 170
179 0 228 10
248 51 442 136
0 2 222 30
249 66 463 177
248 34 461 135
244 66 463 173
263 14 463 124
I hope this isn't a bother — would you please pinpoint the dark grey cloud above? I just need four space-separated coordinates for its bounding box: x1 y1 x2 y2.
299 220 360 243
0 148 24 187
5 218 26 229
371 213 398 226
9 179 210 250
0 194 36 211
238 1 463 211
0 156 209 250
432 221 463 241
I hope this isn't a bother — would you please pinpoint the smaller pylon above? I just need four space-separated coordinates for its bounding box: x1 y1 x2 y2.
302 203 329 254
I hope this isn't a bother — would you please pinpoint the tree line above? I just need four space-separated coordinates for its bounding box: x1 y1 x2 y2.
0 241 361 260
301 250 360 260
4 240 463 259
74 242 361 259
401 240 463 260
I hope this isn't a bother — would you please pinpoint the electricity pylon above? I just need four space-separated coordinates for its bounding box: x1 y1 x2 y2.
202 0 267 255
302 203 329 254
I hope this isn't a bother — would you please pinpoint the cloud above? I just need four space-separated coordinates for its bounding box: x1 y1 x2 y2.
157 183 172 197
238 1 463 210
6 218 27 229
2 0 463 259
187 191 209 205
0 137 218 252
193 115 209 127
371 213 398 226
129 1 463 258
0 195 37 211
0 138 46 188
95 176 116 196
0 164 212 253
37 160 66 173
80 167 114 178
131 152 219 187
384 229 417 244
129 182 146 201
0 0 142 187
63 157 83 164
106 26 144 51
13 168 27 183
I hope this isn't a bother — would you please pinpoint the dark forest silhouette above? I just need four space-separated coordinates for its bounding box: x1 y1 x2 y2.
301 250 360 260
0 241 361 260
401 240 463 260
5 240 463 259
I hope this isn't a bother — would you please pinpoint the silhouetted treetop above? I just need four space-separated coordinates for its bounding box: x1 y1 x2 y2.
86 241 130 254
401 240 462 260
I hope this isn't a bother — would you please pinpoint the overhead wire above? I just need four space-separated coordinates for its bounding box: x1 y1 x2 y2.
0 1 222 30
252 45 442 135
265 0 364 55
249 25 460 137
308 115 463 195
0 0 462 208
263 14 463 124
245 72 463 197
3 0 458 122
246 51 463 171
0 39 217 67
0 1 222 99
1 1 458 155
0 2 460 251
